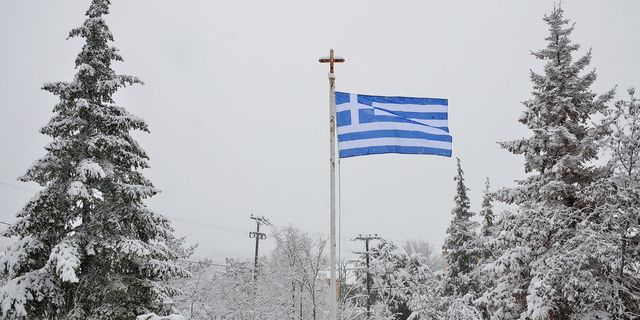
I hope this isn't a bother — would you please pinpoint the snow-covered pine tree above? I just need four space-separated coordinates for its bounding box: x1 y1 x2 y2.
608 88 640 179
479 178 494 236
555 87 640 318
497 5 614 206
360 240 436 320
480 5 617 319
600 87 640 315
0 1 189 319
399 163 483 319
470 177 495 318
356 240 408 320
442 158 479 298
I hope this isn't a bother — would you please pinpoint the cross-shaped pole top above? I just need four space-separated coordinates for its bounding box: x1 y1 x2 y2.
319 49 345 74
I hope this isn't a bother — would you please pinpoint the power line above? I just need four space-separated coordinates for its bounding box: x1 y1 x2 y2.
166 216 247 234
0 182 398 250
0 182 40 193
178 259 227 268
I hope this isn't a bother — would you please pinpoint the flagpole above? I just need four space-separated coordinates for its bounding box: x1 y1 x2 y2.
319 49 344 320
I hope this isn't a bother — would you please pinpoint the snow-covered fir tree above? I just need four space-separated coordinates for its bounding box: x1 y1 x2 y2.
470 178 496 318
561 87 640 317
0 1 189 319
355 240 407 320
479 178 494 236
523 87 640 319
608 88 640 178
497 5 614 206
442 158 478 297
356 238 480 320
356 240 433 320
605 87 640 311
478 5 623 319
406 267 481 320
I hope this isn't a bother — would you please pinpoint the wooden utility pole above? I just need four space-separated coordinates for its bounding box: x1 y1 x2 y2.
249 214 271 280
353 234 382 319
319 49 345 320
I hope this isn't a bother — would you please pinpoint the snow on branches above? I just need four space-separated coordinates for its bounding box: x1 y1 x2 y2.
0 0 188 319
479 5 639 319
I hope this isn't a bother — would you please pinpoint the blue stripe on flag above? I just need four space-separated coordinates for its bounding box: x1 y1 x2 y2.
339 145 453 158
358 109 449 131
334 92 448 106
380 111 448 120
336 110 351 126
336 92 351 104
335 92 448 106
338 130 452 142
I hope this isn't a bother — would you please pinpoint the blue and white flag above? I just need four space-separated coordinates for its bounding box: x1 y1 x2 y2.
336 92 452 158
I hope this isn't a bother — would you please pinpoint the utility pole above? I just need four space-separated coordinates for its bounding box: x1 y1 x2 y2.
353 234 382 319
249 214 271 280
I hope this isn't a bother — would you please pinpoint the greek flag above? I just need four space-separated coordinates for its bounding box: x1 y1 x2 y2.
336 92 452 158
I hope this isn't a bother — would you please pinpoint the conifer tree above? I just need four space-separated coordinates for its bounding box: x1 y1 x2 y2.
473 177 495 314
498 5 614 207
360 240 431 320
479 5 617 318
512 4 610 213
410 158 483 318
442 158 478 296
562 88 640 318
0 1 188 319
478 178 494 236
518 88 640 319
608 88 640 178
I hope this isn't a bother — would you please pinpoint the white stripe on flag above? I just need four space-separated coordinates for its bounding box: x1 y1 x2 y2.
338 138 452 150
372 107 449 127
337 121 450 135
372 102 448 113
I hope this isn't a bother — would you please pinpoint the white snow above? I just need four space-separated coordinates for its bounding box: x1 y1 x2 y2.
47 241 81 283
67 181 90 199
77 159 106 181
136 313 186 320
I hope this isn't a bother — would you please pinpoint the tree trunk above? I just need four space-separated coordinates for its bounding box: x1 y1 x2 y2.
291 281 296 320
620 222 629 277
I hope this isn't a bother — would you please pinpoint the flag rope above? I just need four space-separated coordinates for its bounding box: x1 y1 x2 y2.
338 158 342 302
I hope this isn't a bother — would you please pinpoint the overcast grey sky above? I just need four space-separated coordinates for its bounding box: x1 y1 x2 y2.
1 0 639 261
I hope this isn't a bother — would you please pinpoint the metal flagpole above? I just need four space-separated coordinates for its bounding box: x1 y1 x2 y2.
319 49 344 320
